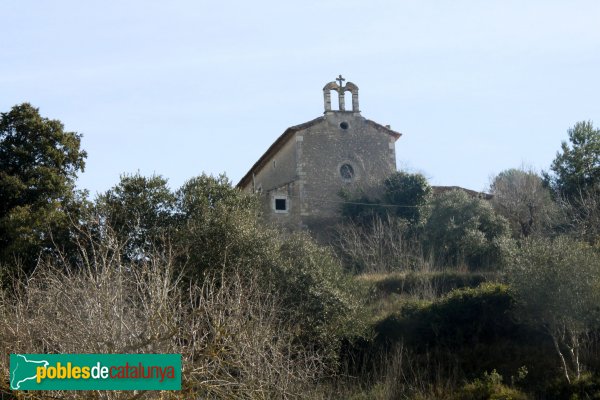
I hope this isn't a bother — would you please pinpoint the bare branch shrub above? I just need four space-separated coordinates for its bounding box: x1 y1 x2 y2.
183 267 326 399
559 186 600 245
0 227 326 399
333 215 429 274
489 167 559 238
335 343 457 400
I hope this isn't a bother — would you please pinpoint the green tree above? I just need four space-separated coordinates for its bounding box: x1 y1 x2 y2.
174 174 363 356
275 232 364 358
174 173 268 277
546 121 600 244
94 173 177 262
339 190 385 226
508 237 600 383
90 173 364 361
490 167 558 238
340 171 431 227
383 171 432 225
0 103 86 271
424 190 512 269
547 121 600 200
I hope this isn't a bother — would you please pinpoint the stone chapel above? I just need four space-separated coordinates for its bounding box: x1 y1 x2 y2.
237 76 401 233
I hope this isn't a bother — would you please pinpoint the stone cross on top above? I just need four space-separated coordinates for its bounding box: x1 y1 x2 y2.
323 75 360 113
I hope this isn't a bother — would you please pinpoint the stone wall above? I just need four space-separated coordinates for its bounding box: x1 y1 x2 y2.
300 112 397 233
245 133 303 229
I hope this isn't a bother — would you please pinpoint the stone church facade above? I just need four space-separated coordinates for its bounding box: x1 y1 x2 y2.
237 76 401 233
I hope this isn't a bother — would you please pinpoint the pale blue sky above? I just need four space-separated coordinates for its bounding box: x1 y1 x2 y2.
2 1 599 196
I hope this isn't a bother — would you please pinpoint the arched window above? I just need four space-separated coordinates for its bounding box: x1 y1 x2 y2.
340 164 355 181
343 91 352 112
330 90 339 111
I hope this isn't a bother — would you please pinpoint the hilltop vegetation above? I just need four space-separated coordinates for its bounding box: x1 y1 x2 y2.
1 104 600 399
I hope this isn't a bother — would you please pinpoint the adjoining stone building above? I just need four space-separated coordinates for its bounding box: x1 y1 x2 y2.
237 76 401 233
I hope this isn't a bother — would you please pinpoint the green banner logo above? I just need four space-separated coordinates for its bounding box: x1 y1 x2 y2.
10 354 181 391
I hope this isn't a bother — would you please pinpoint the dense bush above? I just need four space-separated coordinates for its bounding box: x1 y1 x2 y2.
173 173 272 279
375 284 516 349
272 232 366 358
339 190 386 227
93 173 270 279
382 171 432 225
548 373 600 400
452 370 528 400
424 190 513 270
508 236 600 383
340 171 431 228
369 283 556 387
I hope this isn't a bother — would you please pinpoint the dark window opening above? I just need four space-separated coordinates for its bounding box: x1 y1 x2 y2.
275 198 287 211
340 164 355 180
340 122 349 130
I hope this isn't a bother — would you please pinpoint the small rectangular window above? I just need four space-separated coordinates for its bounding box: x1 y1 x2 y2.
275 198 286 210
273 196 288 213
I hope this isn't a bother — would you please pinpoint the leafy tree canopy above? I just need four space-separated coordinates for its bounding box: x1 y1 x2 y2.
424 189 512 269
94 173 177 262
547 121 600 200
174 173 268 276
508 236 600 382
0 103 86 270
383 171 432 225
91 172 363 356
340 171 431 227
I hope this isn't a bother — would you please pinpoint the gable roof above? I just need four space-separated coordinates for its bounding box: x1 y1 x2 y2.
237 115 402 189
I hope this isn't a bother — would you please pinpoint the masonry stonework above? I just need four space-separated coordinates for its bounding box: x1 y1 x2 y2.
238 77 401 235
